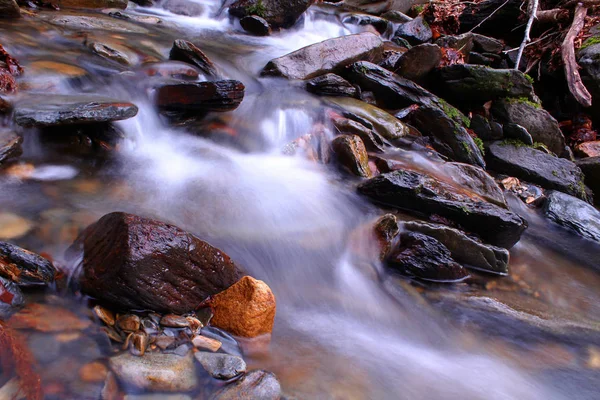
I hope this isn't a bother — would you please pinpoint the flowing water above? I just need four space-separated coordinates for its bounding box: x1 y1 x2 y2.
1 2 599 399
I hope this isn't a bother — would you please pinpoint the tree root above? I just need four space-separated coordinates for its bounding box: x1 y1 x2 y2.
562 2 593 107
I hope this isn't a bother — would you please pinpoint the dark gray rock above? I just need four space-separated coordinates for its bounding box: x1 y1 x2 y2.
331 134 371 177
576 157 600 205
229 0 311 28
0 132 22 164
445 162 507 207
332 117 386 152
394 44 442 82
343 13 389 34
388 232 470 282
240 15 272 36
156 80 245 113
459 0 522 35
306 73 357 98
0 276 23 320
169 40 218 78
358 170 527 248
437 64 536 104
577 40 600 111
161 0 204 16
346 61 485 167
380 10 412 23
472 33 504 54
261 32 383 80
14 95 138 127
486 142 589 201
491 98 566 155
210 370 281 400
0 241 56 286
393 16 432 45
544 191 600 243
435 33 474 58
0 0 20 18
403 221 510 275
503 123 533 145
194 352 246 380
470 114 502 141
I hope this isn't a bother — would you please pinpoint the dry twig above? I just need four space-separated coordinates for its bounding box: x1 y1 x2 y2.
515 0 539 70
562 2 593 107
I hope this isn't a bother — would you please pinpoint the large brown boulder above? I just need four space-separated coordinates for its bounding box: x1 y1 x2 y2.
0 0 20 18
67 212 244 314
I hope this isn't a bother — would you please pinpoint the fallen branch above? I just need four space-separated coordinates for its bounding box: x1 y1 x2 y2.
536 8 570 22
467 0 511 32
515 0 539 70
562 2 593 107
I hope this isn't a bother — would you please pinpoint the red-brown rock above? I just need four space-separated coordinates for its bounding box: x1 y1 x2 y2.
575 141 600 158
156 80 245 113
67 212 244 314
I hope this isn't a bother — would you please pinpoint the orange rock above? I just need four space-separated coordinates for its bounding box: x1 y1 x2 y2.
8 303 91 332
209 276 276 338
575 141 600 158
79 361 108 383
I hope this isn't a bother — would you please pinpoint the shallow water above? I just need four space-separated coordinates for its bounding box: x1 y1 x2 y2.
1 3 599 399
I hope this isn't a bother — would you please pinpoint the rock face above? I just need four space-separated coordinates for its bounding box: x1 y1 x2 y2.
306 74 358 98
445 162 507 207
210 370 281 400
403 221 510 275
331 135 371 177
543 191 600 243
169 40 218 78
576 157 600 205
393 16 432 45
261 33 384 80
0 241 56 286
194 352 246 380
491 98 566 156
229 0 312 29
358 170 527 248
575 141 600 158
393 44 442 82
0 133 22 164
109 352 198 392
0 276 23 320
346 61 485 167
0 0 20 18
388 232 470 282
438 64 535 104
14 95 138 127
68 212 244 314
208 276 276 338
156 80 245 113
486 142 589 201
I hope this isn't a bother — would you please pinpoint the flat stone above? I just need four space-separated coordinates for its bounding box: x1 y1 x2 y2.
169 40 218 78
162 0 204 16
306 73 357 98
575 141 600 158
39 13 150 34
0 241 56 286
9 303 91 332
393 16 432 45
0 213 32 240
544 191 600 243
156 80 245 113
210 370 281 400
194 352 246 380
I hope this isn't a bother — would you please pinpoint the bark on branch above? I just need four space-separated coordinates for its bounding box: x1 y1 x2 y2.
562 3 593 107
536 8 570 23
515 0 539 70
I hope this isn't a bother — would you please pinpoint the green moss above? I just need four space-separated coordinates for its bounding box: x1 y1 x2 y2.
412 4 425 14
552 170 558 177
473 137 485 155
459 205 471 214
507 97 541 109
501 138 528 148
581 36 600 50
461 140 473 155
247 0 266 17
524 74 535 84
439 99 470 128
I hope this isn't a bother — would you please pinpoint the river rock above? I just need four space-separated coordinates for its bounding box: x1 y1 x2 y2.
346 61 485 167
331 134 371 177
486 142 589 201
472 33 504 54
169 40 218 78
261 32 384 80
393 44 441 82
491 98 566 155
393 16 432 45
470 114 501 141
0 241 56 286
89 42 132 66
109 352 197 392
194 352 246 380
380 10 412 23
229 0 312 28
332 117 386 152
13 95 138 127
576 157 600 205
161 0 204 16
575 141 600 158
435 33 474 58
55 0 127 9
374 213 399 260
342 14 389 34
67 212 244 314
0 0 20 18
437 64 536 104
240 15 272 36
156 80 245 113
210 370 281 400
543 191 600 243
388 232 470 282
9 303 91 332
358 170 527 248
403 221 509 275
208 276 276 338
445 162 507 207
306 73 358 98
0 276 23 320
503 123 533 145
39 13 150 34
0 132 22 164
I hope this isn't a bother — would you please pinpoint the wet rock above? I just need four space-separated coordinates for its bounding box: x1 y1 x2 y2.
543 191 600 243
388 232 470 282
575 141 600 158
393 44 441 82
503 123 533 145
117 314 140 332
89 42 131 66
161 0 204 16
331 134 371 178
169 40 218 78
40 14 150 34
194 352 246 380
470 114 500 141
576 157 600 204
332 117 386 152
141 61 201 80
445 162 507 207
160 314 190 328
93 305 115 326
0 276 23 320
491 98 566 155
435 33 473 58
358 170 527 248
79 361 109 383
109 352 197 392
342 14 389 34
306 73 357 98
210 370 281 400
14 95 138 127
56 0 127 9
0 241 56 286
437 64 535 104
67 212 244 314
9 303 91 332
0 132 22 164
327 96 408 141
208 276 276 338
192 334 222 352
403 221 509 275
486 142 589 201
0 0 20 18
156 80 245 114
472 33 504 54
261 32 384 80
380 10 412 23
229 0 312 29
344 0 425 14
393 16 432 45
240 15 272 36
374 214 399 260
346 61 485 167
